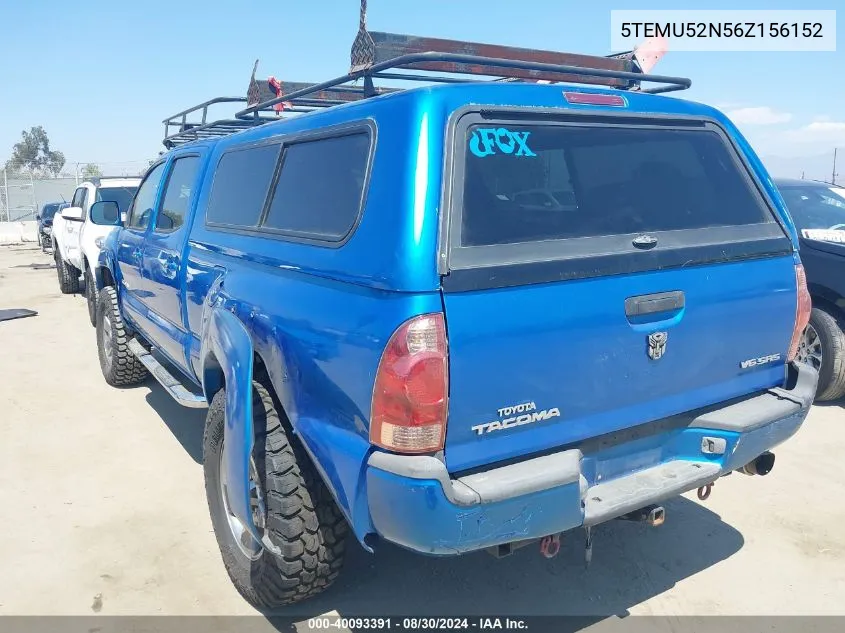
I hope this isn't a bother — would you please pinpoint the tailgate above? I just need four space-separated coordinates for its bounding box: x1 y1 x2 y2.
440 112 795 473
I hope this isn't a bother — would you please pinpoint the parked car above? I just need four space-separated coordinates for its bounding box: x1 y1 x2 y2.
52 177 139 324
92 22 816 609
776 178 845 400
35 202 67 251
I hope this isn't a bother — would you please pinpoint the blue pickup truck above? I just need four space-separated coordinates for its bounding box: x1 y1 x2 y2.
92 19 816 608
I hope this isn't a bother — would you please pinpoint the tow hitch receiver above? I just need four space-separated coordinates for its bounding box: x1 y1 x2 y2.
619 504 666 527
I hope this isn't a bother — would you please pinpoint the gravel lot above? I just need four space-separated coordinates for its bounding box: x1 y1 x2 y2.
1 244 844 625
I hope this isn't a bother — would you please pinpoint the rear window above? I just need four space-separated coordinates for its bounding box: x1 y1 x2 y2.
461 124 772 247
206 144 281 227
263 133 370 240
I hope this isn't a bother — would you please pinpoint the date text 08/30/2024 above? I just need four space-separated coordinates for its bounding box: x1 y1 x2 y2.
306 617 529 630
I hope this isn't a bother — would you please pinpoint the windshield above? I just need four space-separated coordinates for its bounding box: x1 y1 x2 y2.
41 203 62 219
96 186 138 214
779 185 845 232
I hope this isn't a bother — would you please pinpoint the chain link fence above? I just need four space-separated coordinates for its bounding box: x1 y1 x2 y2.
0 170 78 221
0 161 152 222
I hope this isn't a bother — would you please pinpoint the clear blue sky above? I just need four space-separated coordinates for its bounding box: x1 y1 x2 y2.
0 0 842 178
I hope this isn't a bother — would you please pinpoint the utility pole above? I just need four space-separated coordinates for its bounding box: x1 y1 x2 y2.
833 148 839 185
2 168 7 222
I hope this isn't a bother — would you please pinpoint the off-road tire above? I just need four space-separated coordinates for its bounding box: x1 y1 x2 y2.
810 306 845 401
96 286 148 386
85 268 97 327
55 249 81 294
203 382 348 608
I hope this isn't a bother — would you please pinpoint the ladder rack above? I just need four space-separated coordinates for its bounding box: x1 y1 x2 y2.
163 0 690 148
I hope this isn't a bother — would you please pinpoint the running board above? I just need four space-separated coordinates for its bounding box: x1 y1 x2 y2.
584 461 720 526
128 338 208 409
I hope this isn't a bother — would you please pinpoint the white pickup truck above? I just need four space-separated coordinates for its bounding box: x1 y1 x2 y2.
52 177 139 325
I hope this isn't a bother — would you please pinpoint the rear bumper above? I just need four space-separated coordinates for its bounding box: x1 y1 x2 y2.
366 362 817 555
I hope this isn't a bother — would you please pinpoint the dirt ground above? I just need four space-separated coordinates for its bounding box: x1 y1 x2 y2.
1 244 844 625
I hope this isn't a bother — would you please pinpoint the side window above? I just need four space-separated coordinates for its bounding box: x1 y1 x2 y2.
206 144 280 227
263 133 370 240
127 163 166 231
79 189 89 219
155 156 201 232
70 187 86 209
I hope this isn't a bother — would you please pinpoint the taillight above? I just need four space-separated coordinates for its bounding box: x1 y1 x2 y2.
370 313 449 454
787 264 812 362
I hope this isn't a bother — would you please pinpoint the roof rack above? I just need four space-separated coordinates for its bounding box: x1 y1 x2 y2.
162 0 690 148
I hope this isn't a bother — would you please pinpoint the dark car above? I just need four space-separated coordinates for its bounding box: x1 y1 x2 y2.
36 201 68 251
777 178 845 401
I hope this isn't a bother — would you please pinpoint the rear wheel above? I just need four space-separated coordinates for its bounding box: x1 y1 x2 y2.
55 249 81 294
203 382 347 608
798 306 845 402
96 286 148 386
85 268 97 327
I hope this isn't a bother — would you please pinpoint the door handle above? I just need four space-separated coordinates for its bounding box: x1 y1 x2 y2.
625 291 685 317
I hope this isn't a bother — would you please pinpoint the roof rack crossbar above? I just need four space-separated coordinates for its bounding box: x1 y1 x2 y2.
371 71 485 84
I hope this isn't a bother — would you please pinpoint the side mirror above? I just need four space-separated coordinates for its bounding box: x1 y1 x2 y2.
61 206 84 221
89 201 122 226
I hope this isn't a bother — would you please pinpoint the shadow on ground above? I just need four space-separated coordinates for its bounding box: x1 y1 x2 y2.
813 397 845 409
141 375 745 630
145 386 205 463
11 262 54 270
263 496 743 627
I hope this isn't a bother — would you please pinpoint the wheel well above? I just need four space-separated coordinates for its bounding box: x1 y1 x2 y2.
253 352 295 429
202 349 289 422
100 266 115 288
811 293 845 320
203 352 225 403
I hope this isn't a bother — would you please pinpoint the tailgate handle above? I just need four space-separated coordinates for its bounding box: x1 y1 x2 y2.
625 291 685 317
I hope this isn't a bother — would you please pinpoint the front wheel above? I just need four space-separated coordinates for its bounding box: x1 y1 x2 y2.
203 382 347 608
85 268 97 327
95 286 148 386
55 250 80 294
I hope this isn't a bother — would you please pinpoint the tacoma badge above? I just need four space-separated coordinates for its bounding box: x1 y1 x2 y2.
471 401 561 436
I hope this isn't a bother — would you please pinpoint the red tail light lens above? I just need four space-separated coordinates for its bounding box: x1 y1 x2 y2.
787 264 812 362
370 313 449 454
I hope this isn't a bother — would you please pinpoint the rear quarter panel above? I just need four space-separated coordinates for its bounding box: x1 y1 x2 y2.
182 98 446 537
